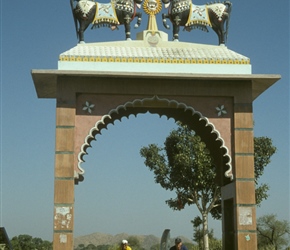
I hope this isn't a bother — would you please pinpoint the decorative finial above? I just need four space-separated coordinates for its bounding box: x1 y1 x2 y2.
143 0 162 31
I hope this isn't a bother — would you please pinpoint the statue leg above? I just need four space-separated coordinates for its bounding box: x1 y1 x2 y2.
124 14 131 40
213 24 225 45
79 21 91 43
173 24 180 41
210 12 226 45
162 13 170 29
134 12 142 28
172 15 181 41
79 23 85 43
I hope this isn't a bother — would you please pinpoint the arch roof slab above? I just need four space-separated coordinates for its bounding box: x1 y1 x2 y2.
32 70 281 101
58 35 251 74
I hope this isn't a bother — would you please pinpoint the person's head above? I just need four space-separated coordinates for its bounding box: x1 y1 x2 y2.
174 238 182 250
121 240 128 249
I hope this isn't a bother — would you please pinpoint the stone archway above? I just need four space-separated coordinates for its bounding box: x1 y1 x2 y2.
32 69 280 249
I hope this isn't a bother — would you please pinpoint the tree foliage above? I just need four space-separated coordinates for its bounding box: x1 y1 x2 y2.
257 214 290 250
140 124 219 211
254 137 277 205
127 236 143 250
75 243 110 250
10 234 52 250
192 216 222 250
140 123 277 250
150 243 159 250
96 244 111 250
140 124 219 250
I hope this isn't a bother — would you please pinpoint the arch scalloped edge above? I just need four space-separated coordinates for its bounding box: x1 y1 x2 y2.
75 95 233 181
198 116 233 180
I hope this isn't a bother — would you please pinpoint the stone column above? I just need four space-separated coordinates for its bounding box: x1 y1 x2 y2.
53 83 76 249
233 101 257 249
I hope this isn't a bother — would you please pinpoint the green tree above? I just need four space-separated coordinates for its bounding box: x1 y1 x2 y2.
10 234 52 250
140 124 219 250
192 218 221 250
254 137 277 205
140 123 276 250
257 214 290 250
75 243 86 250
108 243 119 250
75 243 100 250
127 236 143 250
86 243 98 249
96 244 111 250
192 216 203 249
150 243 159 250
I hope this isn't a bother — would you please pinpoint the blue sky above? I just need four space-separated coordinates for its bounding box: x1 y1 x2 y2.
1 0 289 243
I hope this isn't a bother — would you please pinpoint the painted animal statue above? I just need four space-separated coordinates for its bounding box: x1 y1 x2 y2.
71 0 143 43
161 0 232 45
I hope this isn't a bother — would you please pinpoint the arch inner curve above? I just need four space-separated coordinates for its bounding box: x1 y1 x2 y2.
76 95 233 185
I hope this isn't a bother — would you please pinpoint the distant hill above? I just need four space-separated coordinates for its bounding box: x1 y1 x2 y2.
74 232 191 249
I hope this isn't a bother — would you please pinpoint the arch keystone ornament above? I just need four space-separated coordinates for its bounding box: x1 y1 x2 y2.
32 5 280 249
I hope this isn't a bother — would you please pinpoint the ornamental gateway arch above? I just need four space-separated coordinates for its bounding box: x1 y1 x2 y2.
32 1 280 249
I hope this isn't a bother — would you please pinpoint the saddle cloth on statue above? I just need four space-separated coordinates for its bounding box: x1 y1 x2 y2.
78 0 96 16
208 3 226 20
93 2 119 26
186 4 212 27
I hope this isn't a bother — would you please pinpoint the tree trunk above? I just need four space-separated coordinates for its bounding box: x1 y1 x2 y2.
202 213 209 250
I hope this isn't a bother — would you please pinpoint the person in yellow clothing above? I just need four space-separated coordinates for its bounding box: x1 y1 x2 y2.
120 240 132 250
